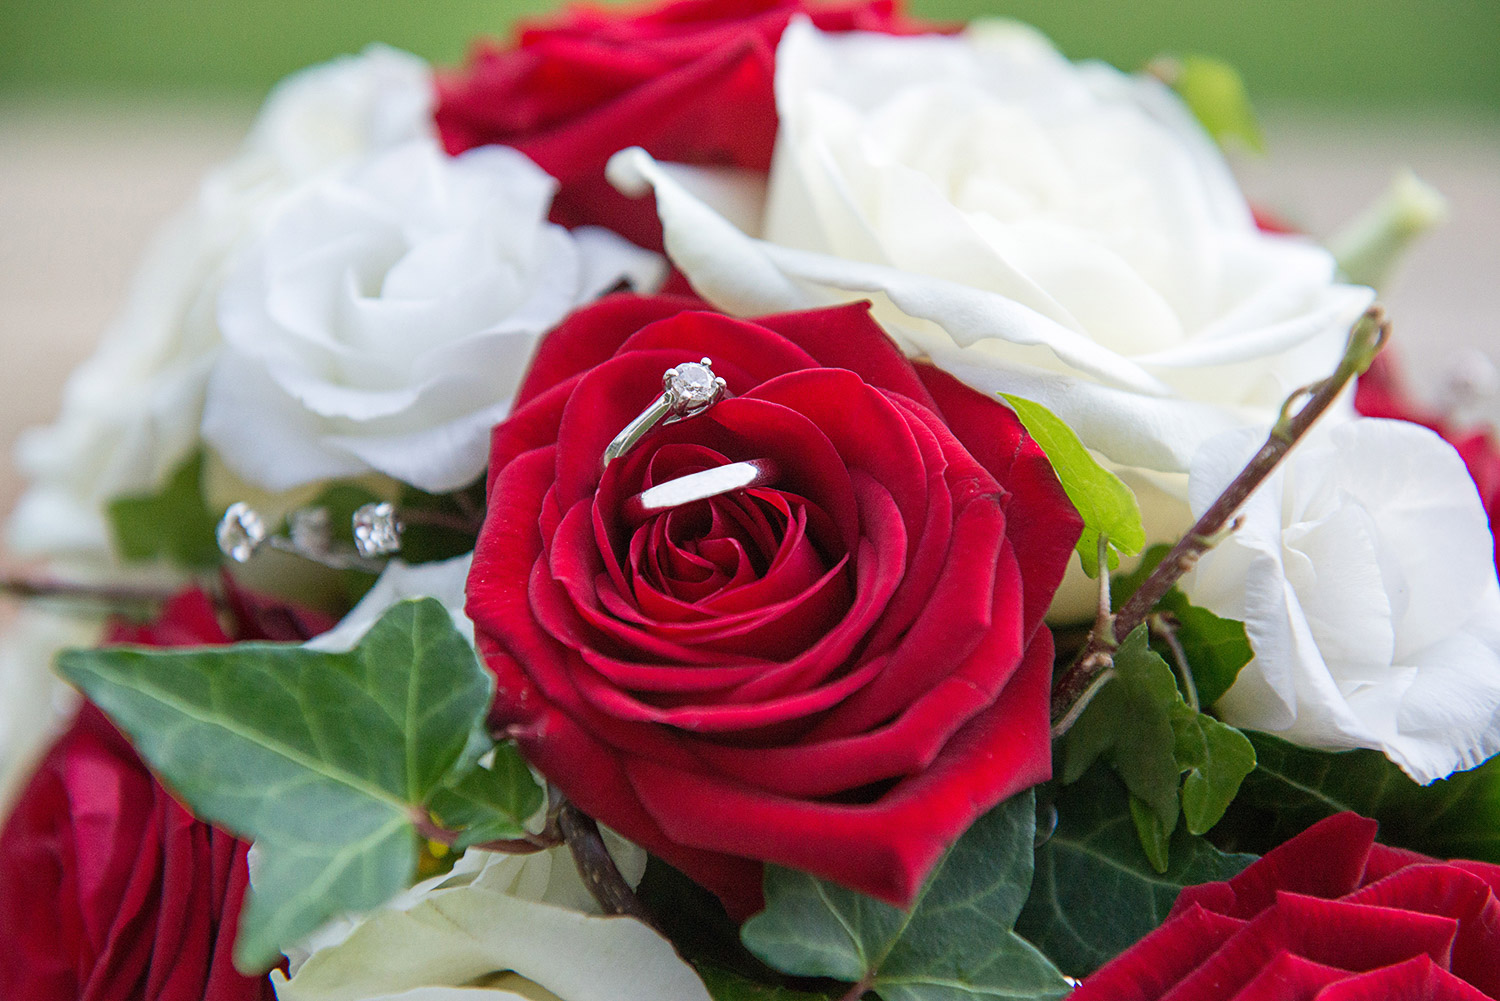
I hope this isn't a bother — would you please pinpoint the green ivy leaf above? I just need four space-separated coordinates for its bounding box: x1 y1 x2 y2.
697 965 837 1001
1163 55 1266 153
57 597 497 973
1062 626 1255 870
741 791 1071 1001
1223 732 1500 863
106 450 221 567
428 742 545 851
1001 394 1144 577
1017 768 1255 979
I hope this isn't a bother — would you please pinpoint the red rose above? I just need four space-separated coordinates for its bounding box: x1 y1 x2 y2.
1357 351 1500 571
1074 813 1500 1000
465 294 1081 916
0 589 311 1001
435 0 932 250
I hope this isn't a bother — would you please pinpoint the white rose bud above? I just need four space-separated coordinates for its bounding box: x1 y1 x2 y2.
1180 418 1500 783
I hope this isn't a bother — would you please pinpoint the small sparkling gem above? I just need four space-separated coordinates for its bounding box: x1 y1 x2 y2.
287 506 332 556
352 502 402 558
216 503 266 563
667 361 719 407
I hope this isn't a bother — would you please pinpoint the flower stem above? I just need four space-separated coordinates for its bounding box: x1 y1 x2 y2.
838 974 876 1001
1049 304 1390 731
558 801 661 930
0 574 223 610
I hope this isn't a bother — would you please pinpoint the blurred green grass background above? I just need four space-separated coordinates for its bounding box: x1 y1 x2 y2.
1 0 1496 114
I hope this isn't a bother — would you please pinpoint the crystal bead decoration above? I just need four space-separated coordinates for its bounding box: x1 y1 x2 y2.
352 502 402 558
216 503 266 563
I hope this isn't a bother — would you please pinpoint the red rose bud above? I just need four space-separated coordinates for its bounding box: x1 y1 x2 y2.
435 0 936 250
0 589 275 1001
1074 812 1500 1000
466 294 1081 917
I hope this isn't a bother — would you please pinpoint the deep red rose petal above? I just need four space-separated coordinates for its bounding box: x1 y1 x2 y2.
515 294 705 408
1312 956 1494 1001
624 628 1056 913
1173 813 1381 920
1345 864 1500 994
1072 905 1248 1001
756 301 939 408
1223 952 1348 1001
1164 893 1459 1001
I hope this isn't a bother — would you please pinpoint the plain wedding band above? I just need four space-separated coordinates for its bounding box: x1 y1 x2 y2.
620 459 780 526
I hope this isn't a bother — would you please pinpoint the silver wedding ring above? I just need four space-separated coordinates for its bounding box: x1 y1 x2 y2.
601 358 728 471
622 459 780 526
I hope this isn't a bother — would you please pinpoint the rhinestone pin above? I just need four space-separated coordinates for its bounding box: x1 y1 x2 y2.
352 502 403 558
216 502 267 563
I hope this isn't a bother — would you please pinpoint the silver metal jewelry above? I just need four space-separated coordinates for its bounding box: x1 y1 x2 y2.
621 458 780 526
215 501 401 572
601 358 728 471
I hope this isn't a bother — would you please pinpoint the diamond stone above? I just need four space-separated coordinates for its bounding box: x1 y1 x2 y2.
352 502 402 558
667 360 719 406
216 502 266 563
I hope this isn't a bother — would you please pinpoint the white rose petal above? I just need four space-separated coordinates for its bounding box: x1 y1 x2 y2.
203 139 663 493
271 842 709 1001
8 46 435 565
305 553 473 652
1180 418 1500 783
607 19 1373 478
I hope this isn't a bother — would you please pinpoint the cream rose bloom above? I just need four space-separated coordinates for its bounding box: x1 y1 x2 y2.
607 19 1373 482
8 45 435 564
271 836 710 1001
1180 418 1500 783
201 139 662 493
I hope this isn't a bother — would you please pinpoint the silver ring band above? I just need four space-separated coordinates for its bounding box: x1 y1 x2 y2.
601 358 728 471
621 459 780 526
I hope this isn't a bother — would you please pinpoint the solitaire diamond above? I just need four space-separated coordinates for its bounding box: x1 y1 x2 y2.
665 358 724 410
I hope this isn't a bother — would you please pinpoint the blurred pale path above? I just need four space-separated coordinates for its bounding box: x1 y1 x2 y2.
0 102 1496 545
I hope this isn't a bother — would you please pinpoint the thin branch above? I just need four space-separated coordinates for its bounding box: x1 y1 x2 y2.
558 801 660 929
1151 613 1199 712
0 574 225 610
397 507 484 534
1050 304 1390 731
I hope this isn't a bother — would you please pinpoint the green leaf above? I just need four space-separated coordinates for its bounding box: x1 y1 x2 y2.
697 965 837 1001
56 597 494 972
1062 626 1255 870
428 742 545 851
741 791 1071 1001
1110 545 1252 707
1017 767 1255 979
1002 395 1144 577
106 450 221 567
1222 732 1500 863
1165 55 1266 153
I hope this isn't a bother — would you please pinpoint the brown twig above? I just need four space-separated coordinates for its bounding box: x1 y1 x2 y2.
396 507 485 534
1049 304 1390 731
558 801 661 930
0 574 225 610
1150 613 1198 712
411 805 564 855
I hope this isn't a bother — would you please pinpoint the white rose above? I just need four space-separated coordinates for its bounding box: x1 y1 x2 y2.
201 139 663 493
8 45 435 564
272 842 711 1001
607 19 1373 480
1180 418 1500 783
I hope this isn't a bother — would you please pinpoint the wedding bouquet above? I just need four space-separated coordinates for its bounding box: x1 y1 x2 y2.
5 1 1498 998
